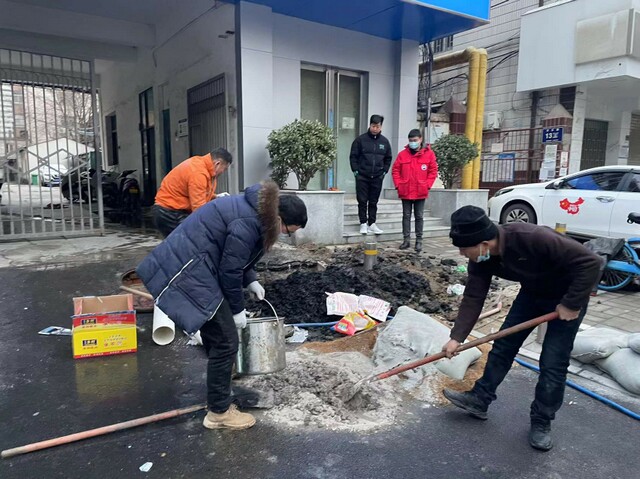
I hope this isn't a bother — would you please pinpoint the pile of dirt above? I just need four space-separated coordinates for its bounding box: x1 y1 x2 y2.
247 263 447 324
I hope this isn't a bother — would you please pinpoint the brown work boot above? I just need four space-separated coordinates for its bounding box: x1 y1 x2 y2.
202 404 256 430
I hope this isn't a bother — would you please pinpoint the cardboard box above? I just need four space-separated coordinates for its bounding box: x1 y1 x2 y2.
72 294 137 359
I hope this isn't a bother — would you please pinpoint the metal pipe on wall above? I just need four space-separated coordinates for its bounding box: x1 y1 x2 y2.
472 49 488 189
431 47 488 189
462 49 480 189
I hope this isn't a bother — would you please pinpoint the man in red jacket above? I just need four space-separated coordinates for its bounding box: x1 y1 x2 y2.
391 129 438 252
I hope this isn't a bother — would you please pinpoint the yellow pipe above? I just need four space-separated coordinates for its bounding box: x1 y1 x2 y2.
430 47 478 72
472 49 488 189
462 49 480 189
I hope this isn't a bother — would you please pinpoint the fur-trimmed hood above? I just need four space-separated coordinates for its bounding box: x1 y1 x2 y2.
258 180 280 251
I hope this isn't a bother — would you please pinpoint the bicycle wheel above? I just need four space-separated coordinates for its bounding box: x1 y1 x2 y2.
599 244 636 291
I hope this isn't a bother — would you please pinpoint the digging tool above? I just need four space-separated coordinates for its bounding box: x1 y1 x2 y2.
1 403 207 459
346 311 559 401
120 284 153 300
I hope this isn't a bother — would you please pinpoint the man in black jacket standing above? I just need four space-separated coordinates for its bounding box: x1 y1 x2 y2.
350 114 392 235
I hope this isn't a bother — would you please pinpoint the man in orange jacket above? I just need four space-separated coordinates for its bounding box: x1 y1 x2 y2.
153 148 232 237
391 129 438 252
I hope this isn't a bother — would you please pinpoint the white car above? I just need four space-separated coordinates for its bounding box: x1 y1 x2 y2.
487 165 640 239
39 164 68 187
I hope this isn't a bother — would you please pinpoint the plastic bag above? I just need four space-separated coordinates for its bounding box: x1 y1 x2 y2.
447 284 465 296
332 312 377 336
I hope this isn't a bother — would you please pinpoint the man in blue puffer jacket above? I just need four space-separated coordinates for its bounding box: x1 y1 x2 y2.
137 180 307 430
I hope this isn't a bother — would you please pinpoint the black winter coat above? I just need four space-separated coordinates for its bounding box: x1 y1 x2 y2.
137 182 280 333
349 131 393 179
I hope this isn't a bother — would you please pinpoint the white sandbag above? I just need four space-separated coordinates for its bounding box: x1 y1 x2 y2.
570 327 628 364
436 347 482 380
373 306 481 381
595 348 640 395
628 333 640 354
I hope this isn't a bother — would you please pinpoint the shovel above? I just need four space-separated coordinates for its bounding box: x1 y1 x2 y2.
346 311 559 401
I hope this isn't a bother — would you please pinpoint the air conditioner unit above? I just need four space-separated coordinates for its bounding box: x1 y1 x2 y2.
484 111 503 130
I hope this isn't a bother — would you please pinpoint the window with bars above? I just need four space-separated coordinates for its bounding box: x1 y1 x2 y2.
432 35 454 54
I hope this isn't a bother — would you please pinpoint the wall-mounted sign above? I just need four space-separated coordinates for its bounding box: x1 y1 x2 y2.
177 119 189 137
341 117 355 130
542 127 563 143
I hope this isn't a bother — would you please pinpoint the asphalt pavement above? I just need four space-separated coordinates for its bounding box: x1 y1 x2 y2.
0 233 639 478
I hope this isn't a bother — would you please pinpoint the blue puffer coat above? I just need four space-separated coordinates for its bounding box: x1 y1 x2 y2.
137 181 280 333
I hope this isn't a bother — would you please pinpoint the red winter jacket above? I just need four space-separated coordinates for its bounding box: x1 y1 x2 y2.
391 145 438 200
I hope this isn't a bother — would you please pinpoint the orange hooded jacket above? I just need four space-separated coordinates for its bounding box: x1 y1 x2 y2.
154 153 218 212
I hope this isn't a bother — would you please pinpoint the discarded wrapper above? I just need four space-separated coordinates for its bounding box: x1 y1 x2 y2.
447 284 465 296
332 312 377 336
286 326 308 344
38 326 72 336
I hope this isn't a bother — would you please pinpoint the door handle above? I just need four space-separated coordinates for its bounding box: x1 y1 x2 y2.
596 196 615 203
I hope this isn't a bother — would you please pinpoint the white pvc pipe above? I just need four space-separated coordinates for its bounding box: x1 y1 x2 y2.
152 305 175 346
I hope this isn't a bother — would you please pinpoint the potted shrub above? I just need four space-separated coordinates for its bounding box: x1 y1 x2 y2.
267 119 336 191
432 133 478 189
266 119 344 245
428 134 489 225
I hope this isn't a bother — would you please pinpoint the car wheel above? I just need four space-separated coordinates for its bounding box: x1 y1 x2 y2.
501 203 537 224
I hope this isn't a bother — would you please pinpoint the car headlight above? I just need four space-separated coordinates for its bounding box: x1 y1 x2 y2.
493 187 514 197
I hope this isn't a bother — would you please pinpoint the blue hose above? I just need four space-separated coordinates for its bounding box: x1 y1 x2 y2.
514 358 640 421
290 321 339 328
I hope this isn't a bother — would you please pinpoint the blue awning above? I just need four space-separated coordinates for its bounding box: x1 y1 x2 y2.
235 0 490 43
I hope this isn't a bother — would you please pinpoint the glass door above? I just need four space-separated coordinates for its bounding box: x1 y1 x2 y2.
300 68 327 191
300 66 364 193
335 71 361 193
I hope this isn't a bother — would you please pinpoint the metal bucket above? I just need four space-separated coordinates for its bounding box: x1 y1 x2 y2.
236 315 286 375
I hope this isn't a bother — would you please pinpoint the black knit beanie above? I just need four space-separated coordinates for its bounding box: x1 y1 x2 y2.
449 205 498 247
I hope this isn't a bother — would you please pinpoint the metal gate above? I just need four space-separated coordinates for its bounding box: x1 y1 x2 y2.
0 49 103 240
187 74 229 193
480 127 544 196
627 114 640 166
581 119 608 170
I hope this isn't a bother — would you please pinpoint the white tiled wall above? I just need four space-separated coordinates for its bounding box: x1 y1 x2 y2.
431 0 559 130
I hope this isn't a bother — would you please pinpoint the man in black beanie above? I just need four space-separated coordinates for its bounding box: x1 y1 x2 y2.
441 205 602 451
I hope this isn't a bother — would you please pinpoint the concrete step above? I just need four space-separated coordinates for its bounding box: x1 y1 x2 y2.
343 217 445 234
343 203 406 214
343 211 434 222
343 225 451 244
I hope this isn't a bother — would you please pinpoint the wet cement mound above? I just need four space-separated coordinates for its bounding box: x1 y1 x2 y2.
239 351 400 431
246 264 435 324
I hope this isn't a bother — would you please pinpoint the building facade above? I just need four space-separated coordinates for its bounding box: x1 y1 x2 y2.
430 0 639 192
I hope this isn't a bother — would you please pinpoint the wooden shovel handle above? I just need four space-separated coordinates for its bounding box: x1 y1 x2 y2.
374 311 559 381
119 285 153 300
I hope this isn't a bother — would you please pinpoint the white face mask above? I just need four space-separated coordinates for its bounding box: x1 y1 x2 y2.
477 247 491 262
408 141 421 150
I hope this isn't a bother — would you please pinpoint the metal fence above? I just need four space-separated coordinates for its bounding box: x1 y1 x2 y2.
0 49 102 240
480 127 544 196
